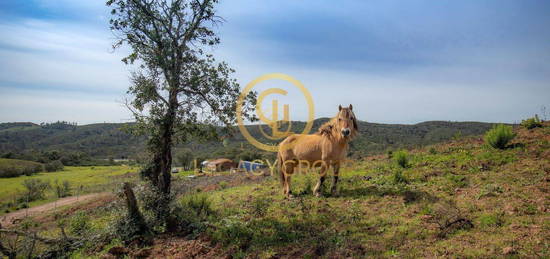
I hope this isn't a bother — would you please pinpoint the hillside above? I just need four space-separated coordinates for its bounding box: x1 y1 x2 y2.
1 121 547 258
0 120 497 161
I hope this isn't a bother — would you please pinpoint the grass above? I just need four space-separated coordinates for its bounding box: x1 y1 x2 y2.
194 123 549 257
5 122 549 258
0 165 137 214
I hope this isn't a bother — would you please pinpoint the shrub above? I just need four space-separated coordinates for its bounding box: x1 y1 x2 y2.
45 160 64 172
392 170 408 184
393 150 410 168
170 193 216 236
54 180 72 198
478 213 503 228
521 115 542 129
21 179 50 202
180 193 215 221
69 211 92 235
0 158 43 178
484 124 515 149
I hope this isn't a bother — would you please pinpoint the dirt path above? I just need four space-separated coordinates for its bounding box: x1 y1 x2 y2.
0 193 106 227
0 173 270 227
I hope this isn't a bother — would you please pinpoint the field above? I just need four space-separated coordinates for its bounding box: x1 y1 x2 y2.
0 165 137 214
1 124 549 258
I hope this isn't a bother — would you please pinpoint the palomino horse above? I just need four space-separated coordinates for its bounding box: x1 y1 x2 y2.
277 104 358 197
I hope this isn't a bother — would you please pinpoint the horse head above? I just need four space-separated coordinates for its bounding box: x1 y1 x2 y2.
336 104 358 138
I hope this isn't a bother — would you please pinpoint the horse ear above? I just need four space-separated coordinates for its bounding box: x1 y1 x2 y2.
349 104 353 110
338 105 342 111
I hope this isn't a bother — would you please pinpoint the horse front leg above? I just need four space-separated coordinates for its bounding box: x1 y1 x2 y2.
313 162 328 197
331 163 340 196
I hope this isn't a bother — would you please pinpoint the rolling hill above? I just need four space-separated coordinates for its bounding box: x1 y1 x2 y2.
0 120 498 161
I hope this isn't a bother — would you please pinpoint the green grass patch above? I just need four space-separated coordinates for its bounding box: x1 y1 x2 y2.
0 165 137 214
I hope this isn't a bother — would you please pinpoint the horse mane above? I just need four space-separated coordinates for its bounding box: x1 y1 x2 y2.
316 108 358 139
317 118 337 137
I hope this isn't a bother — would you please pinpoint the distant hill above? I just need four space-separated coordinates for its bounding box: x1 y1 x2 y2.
0 120 498 161
0 122 145 159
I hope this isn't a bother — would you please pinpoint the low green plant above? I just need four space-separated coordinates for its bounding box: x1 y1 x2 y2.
476 184 504 199
218 181 228 189
478 213 503 227
21 179 50 202
69 211 92 235
393 150 410 168
446 174 467 188
54 180 72 198
392 170 408 184
521 115 542 129
484 124 515 149
250 197 271 218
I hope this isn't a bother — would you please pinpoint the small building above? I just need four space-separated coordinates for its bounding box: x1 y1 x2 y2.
205 158 237 172
237 160 267 172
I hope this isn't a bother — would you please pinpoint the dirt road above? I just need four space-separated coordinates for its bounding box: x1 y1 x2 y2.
0 193 106 227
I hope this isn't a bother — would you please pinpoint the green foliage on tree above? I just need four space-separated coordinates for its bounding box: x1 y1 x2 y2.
54 180 72 198
21 179 50 202
45 160 64 172
176 149 194 169
106 0 256 233
484 124 515 149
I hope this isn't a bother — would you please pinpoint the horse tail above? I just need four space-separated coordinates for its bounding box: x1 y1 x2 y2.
277 152 284 187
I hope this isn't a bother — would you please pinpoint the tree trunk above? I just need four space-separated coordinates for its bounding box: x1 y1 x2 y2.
122 183 147 233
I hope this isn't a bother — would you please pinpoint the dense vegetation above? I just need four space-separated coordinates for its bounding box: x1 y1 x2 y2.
0 158 43 178
0 122 145 163
0 120 497 165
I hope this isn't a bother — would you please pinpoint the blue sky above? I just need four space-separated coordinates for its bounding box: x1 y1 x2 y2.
0 0 549 124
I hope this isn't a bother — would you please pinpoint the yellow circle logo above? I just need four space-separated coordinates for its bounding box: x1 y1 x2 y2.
236 73 315 152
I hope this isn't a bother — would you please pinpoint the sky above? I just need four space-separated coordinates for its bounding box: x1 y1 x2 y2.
0 0 549 125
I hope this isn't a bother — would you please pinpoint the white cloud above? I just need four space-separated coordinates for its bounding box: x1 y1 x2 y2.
0 19 130 92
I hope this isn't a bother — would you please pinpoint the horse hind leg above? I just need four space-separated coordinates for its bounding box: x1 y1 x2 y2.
282 161 295 198
331 163 340 196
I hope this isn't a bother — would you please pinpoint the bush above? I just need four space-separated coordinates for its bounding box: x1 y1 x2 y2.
54 180 72 198
21 179 50 202
484 124 515 149
521 115 542 129
69 211 92 235
0 158 43 178
392 170 408 184
45 160 64 172
393 150 410 168
168 193 216 237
